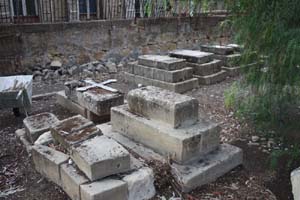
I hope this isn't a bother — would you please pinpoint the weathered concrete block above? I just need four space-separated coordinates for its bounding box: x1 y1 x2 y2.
51 115 98 149
64 80 85 102
138 55 186 71
23 112 59 143
34 131 53 145
123 167 156 200
32 144 69 186
128 62 193 83
201 45 234 55
123 72 198 94
169 50 213 64
56 90 87 117
71 135 131 181
60 163 89 200
213 53 241 67
188 59 222 76
80 179 128 200
291 168 300 200
86 110 110 124
171 144 243 192
127 86 198 128
77 88 124 116
194 70 227 85
111 105 220 164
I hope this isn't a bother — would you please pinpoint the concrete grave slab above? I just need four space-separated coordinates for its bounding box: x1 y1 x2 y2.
188 59 222 76
60 163 89 200
80 179 128 200
201 45 235 55
111 105 220 164
32 144 69 186
171 144 243 192
23 112 59 143
213 53 241 67
194 70 228 85
169 50 213 64
71 135 131 181
138 55 186 71
127 86 199 128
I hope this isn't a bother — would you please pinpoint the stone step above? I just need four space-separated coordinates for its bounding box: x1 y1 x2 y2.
138 55 186 71
194 70 228 85
213 53 241 67
71 135 131 181
127 86 198 128
201 45 235 55
187 59 222 76
169 50 213 64
126 62 193 83
123 72 198 94
111 105 220 164
171 144 243 192
23 112 59 143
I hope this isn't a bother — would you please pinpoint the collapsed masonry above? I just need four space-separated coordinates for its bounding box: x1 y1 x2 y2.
123 55 199 93
20 114 156 200
101 86 243 192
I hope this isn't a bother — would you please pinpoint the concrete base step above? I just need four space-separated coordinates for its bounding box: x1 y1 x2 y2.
187 59 222 76
201 45 235 55
194 70 228 85
111 105 220 164
123 72 198 94
222 63 256 77
169 49 213 64
171 143 243 192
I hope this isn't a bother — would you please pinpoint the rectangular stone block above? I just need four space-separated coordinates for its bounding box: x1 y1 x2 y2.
171 144 243 192
64 80 85 102
51 115 98 149
128 62 193 83
80 179 128 200
123 72 198 94
187 59 222 76
111 105 220 164
201 45 234 55
71 135 131 181
194 70 227 85
77 87 124 116
169 50 213 64
138 55 186 71
213 53 241 67
32 144 69 186
127 86 198 128
60 163 89 200
23 112 59 143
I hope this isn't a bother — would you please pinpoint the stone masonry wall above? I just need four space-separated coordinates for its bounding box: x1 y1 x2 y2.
0 16 230 75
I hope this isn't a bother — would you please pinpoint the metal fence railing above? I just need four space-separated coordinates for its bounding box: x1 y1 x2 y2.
0 0 225 24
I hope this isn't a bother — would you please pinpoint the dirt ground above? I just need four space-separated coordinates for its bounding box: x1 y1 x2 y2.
0 75 291 200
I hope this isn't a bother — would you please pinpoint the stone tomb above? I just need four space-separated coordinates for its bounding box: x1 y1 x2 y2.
169 50 228 85
201 44 246 76
123 55 198 93
103 86 242 191
56 80 124 123
21 113 155 200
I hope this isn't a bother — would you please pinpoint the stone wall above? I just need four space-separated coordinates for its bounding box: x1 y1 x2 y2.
0 16 230 75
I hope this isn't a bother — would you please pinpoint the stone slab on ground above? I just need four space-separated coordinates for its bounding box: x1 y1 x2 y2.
123 167 156 200
123 72 198 94
71 135 131 181
51 115 98 149
127 86 198 128
171 143 243 192
201 45 235 55
291 167 300 200
60 163 89 200
77 87 124 116
127 62 193 83
111 105 220 164
213 53 241 67
194 70 228 85
23 112 59 143
138 55 186 71
32 144 69 186
188 59 222 76
80 179 128 200
169 50 213 64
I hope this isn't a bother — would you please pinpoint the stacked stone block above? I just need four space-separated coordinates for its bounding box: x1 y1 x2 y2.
111 86 243 191
23 113 155 200
123 55 198 93
169 50 228 85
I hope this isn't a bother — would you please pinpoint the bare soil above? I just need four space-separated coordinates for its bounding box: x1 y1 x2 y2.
0 75 292 200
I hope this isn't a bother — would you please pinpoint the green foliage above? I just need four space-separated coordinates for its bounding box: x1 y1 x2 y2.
270 145 300 170
225 0 300 129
